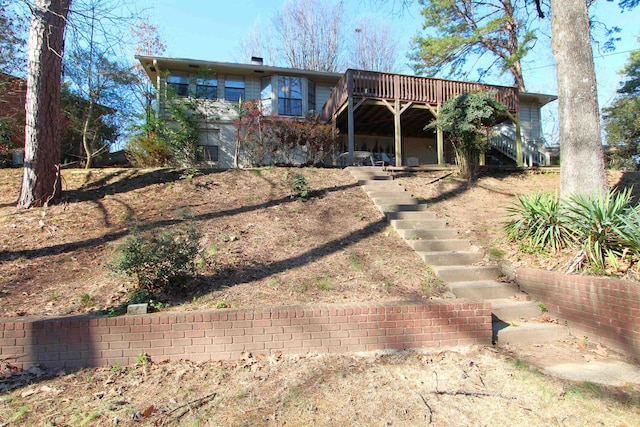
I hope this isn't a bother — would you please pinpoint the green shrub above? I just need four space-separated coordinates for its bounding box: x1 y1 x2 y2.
565 188 640 270
288 173 310 200
125 132 174 167
111 226 201 296
504 192 575 252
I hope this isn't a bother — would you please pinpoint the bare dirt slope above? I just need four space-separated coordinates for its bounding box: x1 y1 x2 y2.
2 167 636 318
0 167 444 318
1 167 639 426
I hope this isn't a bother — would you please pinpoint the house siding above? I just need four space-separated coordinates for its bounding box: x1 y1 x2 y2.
141 56 555 169
519 101 543 141
158 68 340 169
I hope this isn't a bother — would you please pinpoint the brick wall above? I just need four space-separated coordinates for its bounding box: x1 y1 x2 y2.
517 267 640 357
0 300 492 371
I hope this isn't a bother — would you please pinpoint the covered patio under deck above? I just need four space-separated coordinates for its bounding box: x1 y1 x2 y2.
321 70 519 167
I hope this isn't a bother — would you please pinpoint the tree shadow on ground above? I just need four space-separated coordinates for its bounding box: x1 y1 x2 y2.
612 171 640 205
0 182 360 263
64 168 218 203
168 217 391 306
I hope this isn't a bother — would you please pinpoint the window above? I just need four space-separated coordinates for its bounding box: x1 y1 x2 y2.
261 76 273 115
308 79 316 113
197 129 220 162
225 75 245 102
196 75 218 99
166 72 189 97
196 145 219 162
278 76 302 116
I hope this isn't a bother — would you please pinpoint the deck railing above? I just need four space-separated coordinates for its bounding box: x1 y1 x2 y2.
322 69 518 120
488 134 549 167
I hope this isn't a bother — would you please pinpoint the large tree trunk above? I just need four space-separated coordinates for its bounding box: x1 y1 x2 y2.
551 0 607 198
17 0 72 208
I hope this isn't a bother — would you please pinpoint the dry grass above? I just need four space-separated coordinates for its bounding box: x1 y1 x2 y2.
1 346 638 426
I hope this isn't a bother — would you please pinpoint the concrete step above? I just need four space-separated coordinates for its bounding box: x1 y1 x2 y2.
378 204 431 213
346 167 384 173
352 176 390 181
409 239 471 252
448 280 519 299
493 321 570 345
367 191 409 199
390 219 448 230
386 211 437 221
359 180 402 187
491 299 542 321
418 251 484 266
433 266 500 283
372 197 420 206
397 228 459 240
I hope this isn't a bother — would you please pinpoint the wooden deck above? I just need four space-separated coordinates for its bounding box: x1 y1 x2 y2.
321 70 518 121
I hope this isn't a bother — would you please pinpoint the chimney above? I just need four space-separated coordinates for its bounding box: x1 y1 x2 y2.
251 56 264 66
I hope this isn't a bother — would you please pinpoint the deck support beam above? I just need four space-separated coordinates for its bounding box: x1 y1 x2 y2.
382 99 413 167
347 95 355 165
394 99 402 167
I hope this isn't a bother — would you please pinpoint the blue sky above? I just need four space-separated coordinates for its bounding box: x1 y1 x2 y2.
134 0 639 143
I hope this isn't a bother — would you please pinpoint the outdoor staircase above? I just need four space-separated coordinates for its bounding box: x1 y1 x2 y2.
347 166 570 346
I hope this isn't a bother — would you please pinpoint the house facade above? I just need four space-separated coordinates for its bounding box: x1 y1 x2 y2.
136 55 556 169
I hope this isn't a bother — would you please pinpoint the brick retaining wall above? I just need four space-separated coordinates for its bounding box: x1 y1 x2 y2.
0 300 492 371
516 267 640 357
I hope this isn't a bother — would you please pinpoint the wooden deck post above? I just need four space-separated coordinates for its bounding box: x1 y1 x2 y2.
394 99 402 167
347 95 355 165
347 72 355 165
393 75 402 167
436 104 444 165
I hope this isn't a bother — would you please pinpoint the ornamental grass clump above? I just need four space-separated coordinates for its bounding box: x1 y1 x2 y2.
565 188 640 271
503 188 640 273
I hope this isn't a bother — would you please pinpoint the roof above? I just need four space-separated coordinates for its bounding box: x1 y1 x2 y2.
519 91 557 107
135 55 557 107
135 55 344 86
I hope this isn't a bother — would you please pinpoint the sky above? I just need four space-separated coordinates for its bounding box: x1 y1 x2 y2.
133 0 640 144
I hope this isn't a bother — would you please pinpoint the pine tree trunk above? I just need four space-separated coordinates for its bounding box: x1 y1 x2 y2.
551 0 607 198
17 0 71 208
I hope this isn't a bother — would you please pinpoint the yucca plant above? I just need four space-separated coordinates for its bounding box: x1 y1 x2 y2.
565 188 639 270
503 192 575 252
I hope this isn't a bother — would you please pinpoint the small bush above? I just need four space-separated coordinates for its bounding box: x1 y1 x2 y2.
288 173 310 199
125 133 174 167
111 226 201 296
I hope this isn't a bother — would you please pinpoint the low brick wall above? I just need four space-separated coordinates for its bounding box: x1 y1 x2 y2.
0 300 492 371
517 267 640 357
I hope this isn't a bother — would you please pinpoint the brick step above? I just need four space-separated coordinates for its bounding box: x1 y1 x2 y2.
448 280 519 299
409 239 471 252
390 219 448 230
493 321 570 345
386 211 437 221
433 266 500 283
418 251 484 266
